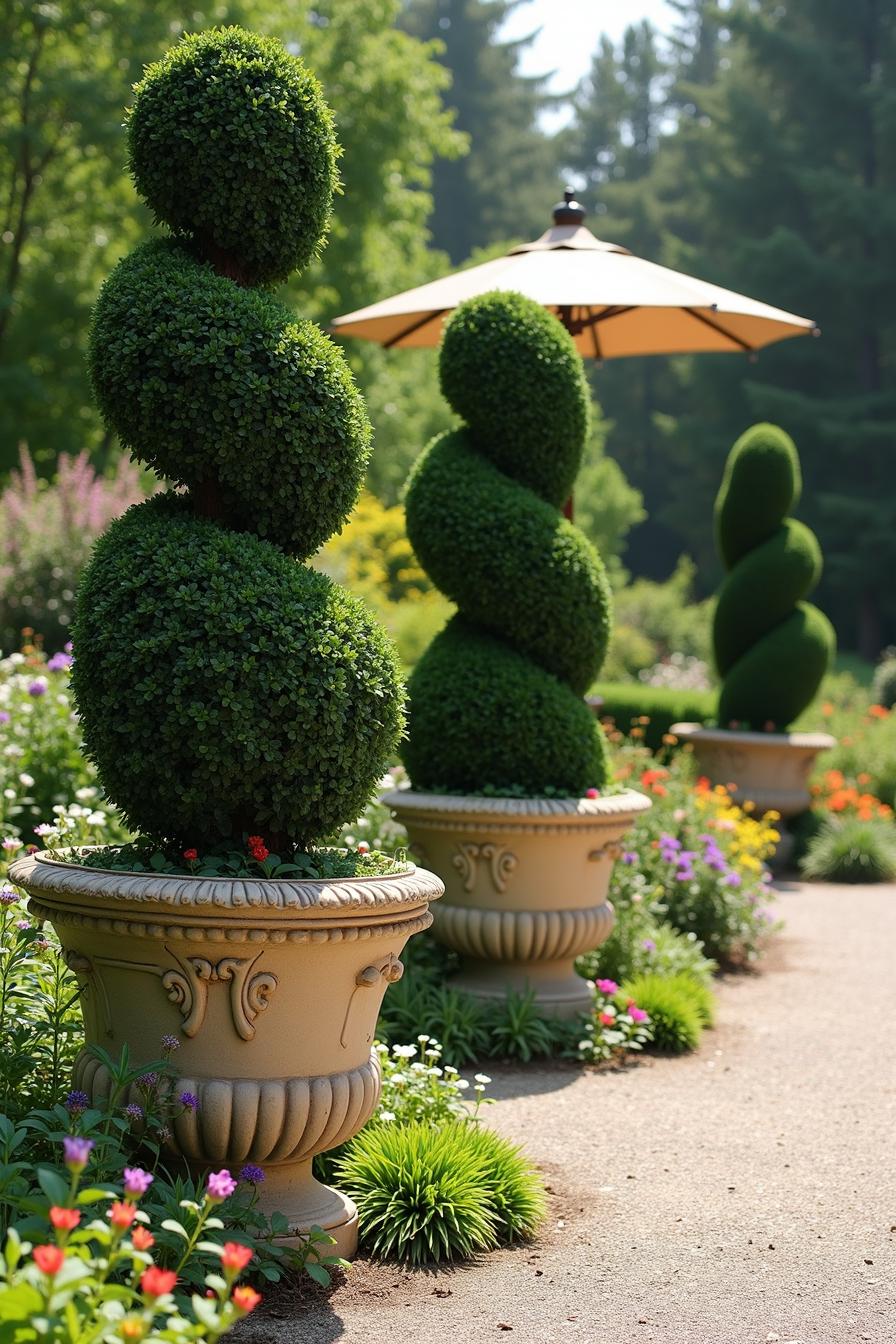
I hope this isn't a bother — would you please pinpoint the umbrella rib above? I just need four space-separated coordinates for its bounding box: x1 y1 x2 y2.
382 309 447 349
684 307 754 352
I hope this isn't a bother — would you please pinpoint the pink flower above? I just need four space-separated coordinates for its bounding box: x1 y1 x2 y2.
585 787 601 799
629 1005 649 1024
595 979 619 995
206 1169 237 1202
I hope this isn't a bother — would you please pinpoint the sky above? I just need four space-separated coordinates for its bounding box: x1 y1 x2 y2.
500 1 676 108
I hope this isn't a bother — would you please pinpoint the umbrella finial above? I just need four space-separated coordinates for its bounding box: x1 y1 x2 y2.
552 188 586 227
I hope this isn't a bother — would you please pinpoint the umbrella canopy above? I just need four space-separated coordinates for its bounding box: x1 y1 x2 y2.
330 193 817 358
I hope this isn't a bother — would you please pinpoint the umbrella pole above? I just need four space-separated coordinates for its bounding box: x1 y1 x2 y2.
558 304 575 522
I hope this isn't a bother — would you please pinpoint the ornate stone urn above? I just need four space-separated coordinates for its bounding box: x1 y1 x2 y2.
670 723 834 819
11 852 442 1256
384 790 650 1016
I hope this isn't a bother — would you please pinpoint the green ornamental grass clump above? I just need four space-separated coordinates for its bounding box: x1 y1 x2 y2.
337 1121 543 1264
619 973 706 1053
713 423 835 731
403 291 613 794
73 28 404 851
801 816 896 883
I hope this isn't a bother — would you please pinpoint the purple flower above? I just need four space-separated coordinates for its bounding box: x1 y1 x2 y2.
0 891 18 906
622 851 637 865
161 1034 180 1052
675 868 695 882
122 1166 154 1198
659 834 681 852
47 652 73 673
64 642 73 655
63 1136 94 1171
724 872 742 888
65 1090 90 1116
629 1006 649 1024
137 1073 158 1091
15 919 30 930
124 1103 144 1122
239 1164 265 1185
179 1091 199 1112
0 711 9 723
206 1169 238 1202
27 681 46 697
595 978 619 995
641 939 656 953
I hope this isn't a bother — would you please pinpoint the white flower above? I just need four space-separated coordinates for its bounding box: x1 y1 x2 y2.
4 745 23 758
3 789 15 800
427 1066 443 1078
87 812 106 826
2 838 22 852
455 1079 469 1090
379 1110 396 1123
18 773 34 788
75 787 97 802
34 823 56 837
343 834 356 847
51 804 66 815
391 1044 417 1059
8 653 24 666
474 1073 491 1085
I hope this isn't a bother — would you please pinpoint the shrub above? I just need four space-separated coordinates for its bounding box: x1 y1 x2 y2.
337 1121 542 1264
604 556 714 680
578 909 717 987
577 979 652 1065
590 683 716 750
128 27 338 286
0 447 147 655
74 28 404 852
800 817 896 883
713 423 835 730
403 291 612 795
483 989 556 1063
871 654 896 710
619 974 704 1053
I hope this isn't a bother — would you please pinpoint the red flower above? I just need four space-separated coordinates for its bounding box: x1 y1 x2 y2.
221 1241 254 1274
140 1265 178 1297
131 1226 155 1251
183 848 198 862
49 1206 80 1231
247 835 269 862
598 1011 615 1026
33 1244 65 1275
109 1201 137 1229
232 1285 262 1314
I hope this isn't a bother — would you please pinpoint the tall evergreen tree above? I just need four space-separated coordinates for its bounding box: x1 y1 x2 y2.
660 0 896 657
400 0 561 260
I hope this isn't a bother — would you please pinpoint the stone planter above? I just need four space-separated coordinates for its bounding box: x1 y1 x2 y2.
382 790 650 1016
9 852 442 1257
671 723 835 819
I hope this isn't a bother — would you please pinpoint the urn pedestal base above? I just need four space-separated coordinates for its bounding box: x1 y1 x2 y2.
10 852 443 1260
671 724 835 818
384 790 651 1018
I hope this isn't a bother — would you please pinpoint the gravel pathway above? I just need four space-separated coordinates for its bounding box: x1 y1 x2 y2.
239 881 896 1344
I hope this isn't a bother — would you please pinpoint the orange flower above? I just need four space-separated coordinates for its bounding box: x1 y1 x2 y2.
131 1226 155 1251
868 704 889 718
49 1206 80 1231
140 1265 177 1297
695 776 711 794
221 1242 254 1274
821 701 834 717
109 1201 137 1229
33 1245 65 1276
232 1285 262 1314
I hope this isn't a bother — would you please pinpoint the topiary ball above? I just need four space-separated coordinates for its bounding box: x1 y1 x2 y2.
438 291 591 508
89 240 371 559
404 617 609 795
128 27 339 285
871 656 896 710
71 495 404 849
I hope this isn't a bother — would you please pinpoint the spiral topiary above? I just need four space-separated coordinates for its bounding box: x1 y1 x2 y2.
713 423 835 731
72 28 404 851
402 291 612 795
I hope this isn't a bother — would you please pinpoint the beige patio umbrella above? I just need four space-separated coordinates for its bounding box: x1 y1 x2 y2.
330 193 818 357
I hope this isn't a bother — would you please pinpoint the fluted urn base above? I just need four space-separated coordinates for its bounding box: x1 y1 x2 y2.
671 724 835 819
383 790 651 1018
10 851 443 1258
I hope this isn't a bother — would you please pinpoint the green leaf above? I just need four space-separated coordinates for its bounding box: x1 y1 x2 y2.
304 1260 331 1286
36 1166 69 1207
160 1218 189 1240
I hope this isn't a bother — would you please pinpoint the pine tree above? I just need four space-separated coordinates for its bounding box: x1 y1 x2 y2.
400 0 561 261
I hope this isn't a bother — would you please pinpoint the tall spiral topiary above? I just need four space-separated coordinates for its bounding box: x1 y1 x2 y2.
73 28 404 851
713 423 835 731
402 291 612 795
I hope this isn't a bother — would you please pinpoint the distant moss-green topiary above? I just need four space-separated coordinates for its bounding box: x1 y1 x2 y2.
713 424 835 730
128 27 338 285
871 655 896 710
404 291 612 795
74 28 403 850
89 239 370 559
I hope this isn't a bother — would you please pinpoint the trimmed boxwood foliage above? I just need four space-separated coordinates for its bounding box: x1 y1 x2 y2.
73 496 403 848
590 683 716 750
73 28 403 850
89 239 370 560
128 27 339 286
713 424 835 730
403 291 612 794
